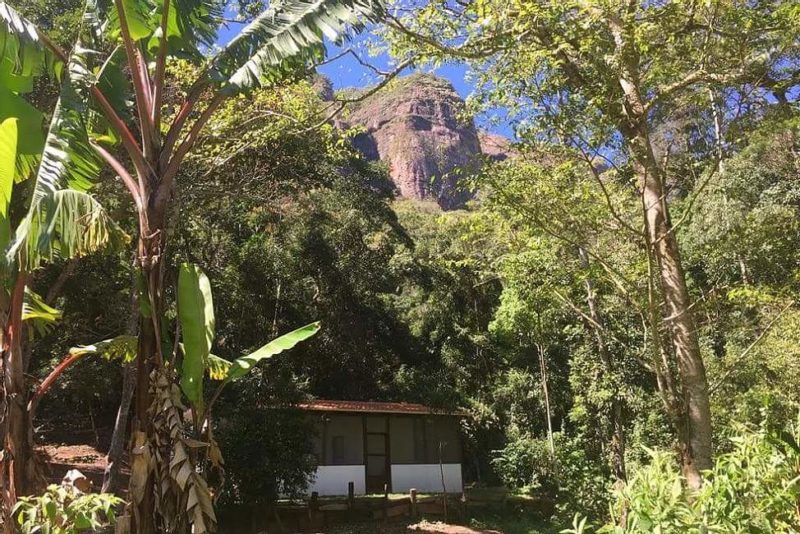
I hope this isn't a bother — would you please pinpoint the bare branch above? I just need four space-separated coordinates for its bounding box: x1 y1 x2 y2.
314 48 396 77
300 56 415 132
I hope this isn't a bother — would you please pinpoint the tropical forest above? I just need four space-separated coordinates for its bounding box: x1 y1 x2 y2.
0 0 799 532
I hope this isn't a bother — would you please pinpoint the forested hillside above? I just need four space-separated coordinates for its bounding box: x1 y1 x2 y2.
1 0 799 532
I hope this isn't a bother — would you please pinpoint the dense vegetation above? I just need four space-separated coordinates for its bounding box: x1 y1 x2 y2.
1 0 799 532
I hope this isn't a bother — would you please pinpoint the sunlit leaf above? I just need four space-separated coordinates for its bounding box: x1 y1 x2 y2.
226 321 319 382
177 262 214 404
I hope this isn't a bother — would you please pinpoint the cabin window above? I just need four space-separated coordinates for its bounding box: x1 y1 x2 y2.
413 418 427 463
331 435 346 464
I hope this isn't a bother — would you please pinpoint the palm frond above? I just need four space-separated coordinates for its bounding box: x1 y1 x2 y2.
207 353 231 381
103 0 222 56
0 3 51 182
22 287 62 337
5 0 126 270
0 1 54 93
164 0 223 53
208 0 384 94
10 189 127 269
70 335 137 362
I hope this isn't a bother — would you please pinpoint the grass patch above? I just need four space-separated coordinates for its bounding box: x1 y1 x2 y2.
467 508 561 534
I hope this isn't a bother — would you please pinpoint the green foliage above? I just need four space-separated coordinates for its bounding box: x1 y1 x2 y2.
22 286 62 337
224 321 320 382
13 485 122 534
214 378 318 505
178 262 215 405
0 1 52 94
493 431 610 519
209 0 384 94
69 334 137 362
176 261 320 404
592 423 800 532
2 0 125 273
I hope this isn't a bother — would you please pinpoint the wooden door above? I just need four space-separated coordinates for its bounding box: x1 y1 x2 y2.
365 417 390 493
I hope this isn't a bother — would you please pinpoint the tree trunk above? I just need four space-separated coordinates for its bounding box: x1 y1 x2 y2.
103 267 141 494
608 15 713 487
1 276 30 529
630 125 713 488
536 343 555 457
130 203 167 534
102 363 135 494
578 248 627 484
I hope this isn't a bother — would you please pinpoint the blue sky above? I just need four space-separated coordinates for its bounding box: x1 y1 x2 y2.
317 37 515 137
217 18 514 137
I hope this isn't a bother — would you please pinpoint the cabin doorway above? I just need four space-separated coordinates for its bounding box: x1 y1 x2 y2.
365 416 390 493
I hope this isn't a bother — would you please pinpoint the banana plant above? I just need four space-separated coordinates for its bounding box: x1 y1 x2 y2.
1 0 383 527
1 4 126 514
173 263 318 515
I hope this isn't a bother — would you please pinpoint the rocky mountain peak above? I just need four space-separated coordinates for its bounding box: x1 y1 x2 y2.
334 73 511 210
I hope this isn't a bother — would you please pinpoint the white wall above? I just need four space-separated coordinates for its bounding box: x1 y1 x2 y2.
307 465 366 496
390 464 463 493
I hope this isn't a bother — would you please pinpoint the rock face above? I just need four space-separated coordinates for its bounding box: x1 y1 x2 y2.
478 131 515 162
337 74 508 210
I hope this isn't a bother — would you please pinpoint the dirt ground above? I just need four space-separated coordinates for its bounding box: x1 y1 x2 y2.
38 443 123 489
41 443 107 470
408 520 501 534
321 521 501 534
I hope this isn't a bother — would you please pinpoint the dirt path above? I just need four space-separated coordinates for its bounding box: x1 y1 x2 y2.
409 521 501 534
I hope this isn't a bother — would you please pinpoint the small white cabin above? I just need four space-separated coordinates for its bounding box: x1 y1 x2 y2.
298 400 464 496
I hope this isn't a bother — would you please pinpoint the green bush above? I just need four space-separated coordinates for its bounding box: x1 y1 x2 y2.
493 431 610 518
13 485 122 534
577 421 800 533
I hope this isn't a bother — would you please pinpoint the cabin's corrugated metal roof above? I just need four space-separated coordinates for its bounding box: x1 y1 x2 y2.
296 399 463 416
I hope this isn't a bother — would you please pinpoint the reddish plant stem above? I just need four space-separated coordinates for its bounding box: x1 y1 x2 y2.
37 33 150 182
27 352 88 422
113 0 155 159
151 0 171 130
157 92 226 204
91 142 143 210
159 82 209 170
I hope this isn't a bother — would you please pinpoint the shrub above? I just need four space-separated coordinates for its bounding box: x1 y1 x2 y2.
493 431 610 518
581 421 800 532
13 485 122 534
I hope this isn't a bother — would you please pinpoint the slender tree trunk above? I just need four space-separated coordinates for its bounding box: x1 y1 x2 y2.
536 343 555 457
630 127 712 487
103 266 140 493
608 15 713 487
577 248 627 484
103 364 135 494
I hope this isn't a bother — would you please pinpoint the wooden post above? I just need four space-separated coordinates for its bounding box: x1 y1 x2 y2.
308 491 320 530
410 488 418 518
383 483 389 522
348 481 355 509
309 491 319 518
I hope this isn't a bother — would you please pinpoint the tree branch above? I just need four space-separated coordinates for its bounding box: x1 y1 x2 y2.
301 56 415 132
158 92 228 205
